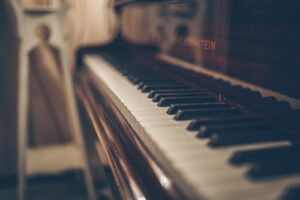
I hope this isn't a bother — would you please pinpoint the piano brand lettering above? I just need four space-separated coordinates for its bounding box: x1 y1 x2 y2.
177 37 217 52
198 39 216 51
186 37 216 52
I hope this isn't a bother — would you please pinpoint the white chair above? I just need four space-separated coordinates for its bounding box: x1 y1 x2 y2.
12 1 97 200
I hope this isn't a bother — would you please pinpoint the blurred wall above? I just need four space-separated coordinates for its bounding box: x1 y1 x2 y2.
0 0 18 176
65 0 118 59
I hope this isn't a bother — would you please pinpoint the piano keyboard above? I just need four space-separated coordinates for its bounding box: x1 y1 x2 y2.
83 53 300 200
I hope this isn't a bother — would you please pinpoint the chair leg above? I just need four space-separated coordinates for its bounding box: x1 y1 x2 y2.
17 54 30 200
82 152 98 200
17 152 26 200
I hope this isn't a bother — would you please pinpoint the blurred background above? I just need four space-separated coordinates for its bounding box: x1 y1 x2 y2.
0 0 117 199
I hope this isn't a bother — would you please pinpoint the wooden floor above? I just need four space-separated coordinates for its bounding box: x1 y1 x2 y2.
0 171 109 200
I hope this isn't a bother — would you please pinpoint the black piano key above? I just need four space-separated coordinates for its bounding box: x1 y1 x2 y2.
118 69 128 75
277 101 292 111
168 102 229 115
198 121 268 138
187 115 258 131
128 76 149 84
208 129 286 147
251 97 291 112
192 109 299 133
240 90 262 103
225 86 262 104
124 67 170 82
230 146 300 165
128 75 164 84
153 92 208 102
174 107 240 121
138 80 177 88
281 185 300 200
142 85 190 93
138 81 181 89
247 157 300 180
148 89 201 98
158 96 216 107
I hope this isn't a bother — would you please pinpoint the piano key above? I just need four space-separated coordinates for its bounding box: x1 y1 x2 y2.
197 178 300 200
230 145 300 165
247 157 300 180
148 88 201 98
137 80 178 88
152 92 209 102
281 185 300 200
277 101 292 110
255 97 292 112
141 120 182 128
167 102 229 115
135 114 173 122
134 78 175 85
208 130 287 147
138 79 182 89
198 121 269 138
142 85 190 92
131 109 168 116
187 115 259 130
174 107 240 121
224 86 262 103
158 96 216 107
139 82 183 89
128 75 166 84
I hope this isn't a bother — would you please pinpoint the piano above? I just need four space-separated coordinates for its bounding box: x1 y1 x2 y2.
75 0 300 199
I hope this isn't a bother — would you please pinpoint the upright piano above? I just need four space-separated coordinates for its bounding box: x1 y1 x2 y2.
75 0 300 199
